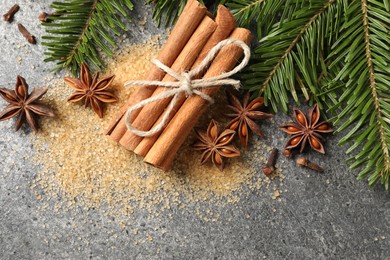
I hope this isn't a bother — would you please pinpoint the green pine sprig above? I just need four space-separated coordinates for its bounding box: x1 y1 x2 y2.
42 0 133 75
324 0 390 189
147 0 205 27
234 0 342 112
147 0 234 27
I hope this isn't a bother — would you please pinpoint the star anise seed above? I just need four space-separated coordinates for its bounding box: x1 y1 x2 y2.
64 63 118 118
279 104 333 154
0 75 55 131
225 91 273 149
193 119 240 171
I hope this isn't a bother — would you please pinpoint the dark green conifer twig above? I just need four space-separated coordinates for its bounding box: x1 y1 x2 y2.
42 0 133 76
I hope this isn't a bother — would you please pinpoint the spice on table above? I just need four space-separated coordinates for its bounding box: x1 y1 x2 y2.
30 39 278 222
106 0 207 140
143 28 253 171
296 157 324 172
118 15 217 151
38 12 54 22
132 5 236 158
193 119 240 171
17 23 36 44
0 75 55 131
225 91 273 149
262 148 278 176
65 63 118 118
279 104 333 154
3 4 19 23
282 148 293 158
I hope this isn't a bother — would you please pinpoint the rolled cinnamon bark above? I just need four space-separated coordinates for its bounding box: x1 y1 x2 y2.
144 28 253 171
106 0 207 140
119 16 217 151
134 5 236 157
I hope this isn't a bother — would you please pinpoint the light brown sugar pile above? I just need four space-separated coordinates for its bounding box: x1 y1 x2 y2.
30 37 284 222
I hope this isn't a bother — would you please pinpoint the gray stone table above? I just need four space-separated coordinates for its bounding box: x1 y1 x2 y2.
0 0 389 259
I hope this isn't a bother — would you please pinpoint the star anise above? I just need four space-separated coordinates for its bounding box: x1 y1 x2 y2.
279 104 333 154
193 119 240 171
225 91 273 149
0 75 55 131
64 63 118 118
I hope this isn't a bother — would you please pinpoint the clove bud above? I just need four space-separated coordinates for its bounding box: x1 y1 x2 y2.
3 4 20 23
262 148 278 176
17 23 36 44
296 157 324 172
282 148 293 158
38 12 50 22
38 12 58 22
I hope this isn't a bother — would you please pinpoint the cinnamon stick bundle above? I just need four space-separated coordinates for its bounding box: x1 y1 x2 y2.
133 5 236 157
144 28 253 171
106 0 207 141
119 16 217 151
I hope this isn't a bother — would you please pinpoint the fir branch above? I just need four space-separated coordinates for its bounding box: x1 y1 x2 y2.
227 0 266 27
239 0 341 112
147 0 203 27
147 0 232 26
326 0 390 189
361 0 389 181
42 0 133 75
260 2 332 100
219 0 285 37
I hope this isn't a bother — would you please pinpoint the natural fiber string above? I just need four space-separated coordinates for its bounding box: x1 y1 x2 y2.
124 38 251 137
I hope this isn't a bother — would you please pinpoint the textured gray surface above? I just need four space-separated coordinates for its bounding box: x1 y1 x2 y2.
0 0 389 259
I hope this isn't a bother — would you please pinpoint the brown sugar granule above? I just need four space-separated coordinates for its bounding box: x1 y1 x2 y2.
30 37 284 222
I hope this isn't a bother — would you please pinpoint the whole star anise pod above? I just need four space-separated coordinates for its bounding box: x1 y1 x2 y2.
279 104 333 154
225 91 273 149
193 119 240 171
0 75 55 131
64 63 118 118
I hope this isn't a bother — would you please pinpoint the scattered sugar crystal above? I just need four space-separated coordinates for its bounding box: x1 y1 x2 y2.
30 37 285 224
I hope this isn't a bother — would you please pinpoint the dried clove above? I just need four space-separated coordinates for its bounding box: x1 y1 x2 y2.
282 148 293 158
17 23 36 44
3 4 20 22
38 12 58 22
296 157 324 172
262 148 278 176
38 12 50 22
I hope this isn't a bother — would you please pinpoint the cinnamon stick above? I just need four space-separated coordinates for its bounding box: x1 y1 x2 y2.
106 0 207 140
134 5 236 157
144 28 253 171
118 16 217 151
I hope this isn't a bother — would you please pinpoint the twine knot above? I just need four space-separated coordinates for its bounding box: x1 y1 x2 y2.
124 38 251 137
181 72 193 97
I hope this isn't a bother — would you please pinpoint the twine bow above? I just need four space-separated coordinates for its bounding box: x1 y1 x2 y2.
124 38 251 137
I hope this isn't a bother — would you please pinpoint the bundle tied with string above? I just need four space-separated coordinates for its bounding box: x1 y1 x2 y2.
105 0 253 171
124 38 251 138
121 27 253 171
